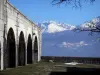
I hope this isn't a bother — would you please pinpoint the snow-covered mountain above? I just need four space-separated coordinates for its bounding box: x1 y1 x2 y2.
37 21 76 33
39 16 100 57
92 16 100 23
37 16 100 34
80 16 100 29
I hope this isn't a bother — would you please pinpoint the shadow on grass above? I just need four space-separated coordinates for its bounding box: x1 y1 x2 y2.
66 67 100 72
49 67 100 75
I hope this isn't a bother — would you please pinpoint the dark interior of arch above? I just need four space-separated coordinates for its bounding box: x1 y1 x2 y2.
18 31 25 66
27 34 32 64
6 28 16 68
34 36 38 62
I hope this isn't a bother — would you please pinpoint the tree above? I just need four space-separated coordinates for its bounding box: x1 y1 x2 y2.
52 0 95 8
52 0 100 34
73 21 100 36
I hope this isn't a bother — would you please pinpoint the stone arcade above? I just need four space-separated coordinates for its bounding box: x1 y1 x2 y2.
0 0 42 70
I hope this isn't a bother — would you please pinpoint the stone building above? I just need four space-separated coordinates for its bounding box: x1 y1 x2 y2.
0 0 42 70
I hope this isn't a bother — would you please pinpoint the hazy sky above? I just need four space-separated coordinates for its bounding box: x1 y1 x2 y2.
9 0 100 25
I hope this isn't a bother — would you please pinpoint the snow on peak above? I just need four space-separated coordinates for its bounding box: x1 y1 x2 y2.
37 21 76 33
80 16 100 29
91 16 100 24
47 22 67 33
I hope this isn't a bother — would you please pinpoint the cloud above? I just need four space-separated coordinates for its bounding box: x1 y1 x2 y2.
51 44 55 46
61 41 90 49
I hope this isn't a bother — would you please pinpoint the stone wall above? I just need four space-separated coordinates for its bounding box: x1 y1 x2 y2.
0 0 7 70
0 0 42 70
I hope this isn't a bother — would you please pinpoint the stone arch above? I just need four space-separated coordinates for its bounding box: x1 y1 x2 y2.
6 28 16 68
27 34 32 64
34 36 38 62
18 31 25 66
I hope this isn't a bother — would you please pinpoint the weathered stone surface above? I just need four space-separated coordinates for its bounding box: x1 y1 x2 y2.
0 0 42 70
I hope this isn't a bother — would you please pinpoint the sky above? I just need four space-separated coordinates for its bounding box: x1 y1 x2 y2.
9 0 100 57
9 0 100 25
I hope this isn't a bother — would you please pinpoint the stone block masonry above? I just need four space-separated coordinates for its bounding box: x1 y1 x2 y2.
0 0 42 70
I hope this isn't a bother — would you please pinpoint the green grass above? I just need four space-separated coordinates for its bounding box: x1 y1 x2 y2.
0 62 65 75
0 62 100 75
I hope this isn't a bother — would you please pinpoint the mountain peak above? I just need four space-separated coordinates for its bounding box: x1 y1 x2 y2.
37 21 76 33
80 16 100 29
97 16 100 19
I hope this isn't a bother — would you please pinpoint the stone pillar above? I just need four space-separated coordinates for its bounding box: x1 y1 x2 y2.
39 29 42 62
38 29 42 62
15 13 19 68
37 32 40 62
1 38 4 70
15 40 18 67
38 29 42 61
25 42 27 65
0 0 3 70
38 36 40 62
32 26 35 63
25 28 28 65
0 0 8 70
32 36 34 63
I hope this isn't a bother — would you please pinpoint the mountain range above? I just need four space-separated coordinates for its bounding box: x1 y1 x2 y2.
38 16 100 33
37 16 100 57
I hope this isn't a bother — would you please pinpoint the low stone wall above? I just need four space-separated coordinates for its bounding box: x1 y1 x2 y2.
41 56 100 64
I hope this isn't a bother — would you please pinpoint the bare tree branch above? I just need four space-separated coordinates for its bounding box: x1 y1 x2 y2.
52 0 95 8
52 0 66 5
74 21 100 36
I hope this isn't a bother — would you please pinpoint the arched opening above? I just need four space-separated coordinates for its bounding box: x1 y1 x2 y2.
34 36 38 62
27 34 32 64
18 31 25 66
6 28 16 68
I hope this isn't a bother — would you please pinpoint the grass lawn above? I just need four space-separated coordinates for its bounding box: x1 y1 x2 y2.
0 62 100 75
0 62 65 75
